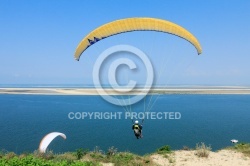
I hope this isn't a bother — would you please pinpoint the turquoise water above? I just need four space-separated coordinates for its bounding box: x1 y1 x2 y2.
0 94 250 155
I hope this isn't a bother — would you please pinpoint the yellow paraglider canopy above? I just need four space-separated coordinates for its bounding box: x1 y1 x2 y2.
74 17 202 61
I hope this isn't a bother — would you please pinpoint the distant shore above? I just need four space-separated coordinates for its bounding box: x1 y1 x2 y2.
1 87 250 95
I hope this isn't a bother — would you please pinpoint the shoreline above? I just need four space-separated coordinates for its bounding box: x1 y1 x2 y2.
1 87 250 95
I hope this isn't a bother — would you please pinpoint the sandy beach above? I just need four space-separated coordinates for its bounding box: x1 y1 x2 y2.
1 87 250 95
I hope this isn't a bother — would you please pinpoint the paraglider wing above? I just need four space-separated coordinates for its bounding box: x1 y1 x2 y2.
39 132 66 153
74 17 202 61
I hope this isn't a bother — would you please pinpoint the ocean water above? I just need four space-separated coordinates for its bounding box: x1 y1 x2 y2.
0 94 250 155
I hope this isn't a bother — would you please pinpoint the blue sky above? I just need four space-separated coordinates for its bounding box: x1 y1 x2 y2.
0 0 250 86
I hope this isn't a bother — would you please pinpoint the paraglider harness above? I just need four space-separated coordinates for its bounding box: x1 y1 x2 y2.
133 125 141 137
132 120 143 139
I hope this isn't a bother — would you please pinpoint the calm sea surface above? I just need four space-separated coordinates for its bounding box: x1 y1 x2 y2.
0 94 250 155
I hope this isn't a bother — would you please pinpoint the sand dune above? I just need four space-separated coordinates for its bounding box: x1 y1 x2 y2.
151 150 250 166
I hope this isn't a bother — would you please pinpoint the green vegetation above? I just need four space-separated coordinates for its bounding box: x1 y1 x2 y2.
195 142 211 158
87 150 152 165
155 146 176 164
1 143 249 165
0 147 153 166
227 142 250 157
75 148 88 160
156 145 172 154
106 146 117 157
0 153 99 166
